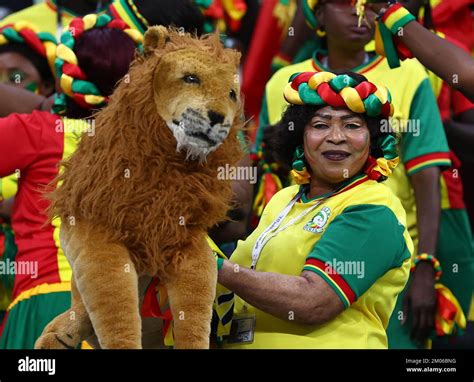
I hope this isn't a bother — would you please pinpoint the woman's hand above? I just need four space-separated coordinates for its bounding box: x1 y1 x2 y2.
365 2 391 15
403 261 437 345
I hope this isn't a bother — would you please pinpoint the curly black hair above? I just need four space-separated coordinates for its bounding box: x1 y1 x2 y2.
272 71 397 173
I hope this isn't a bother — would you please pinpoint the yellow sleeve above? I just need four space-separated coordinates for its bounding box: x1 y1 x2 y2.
1 3 73 36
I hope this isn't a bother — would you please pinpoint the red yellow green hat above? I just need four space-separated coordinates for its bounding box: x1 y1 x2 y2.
53 13 143 113
284 71 394 118
0 21 57 78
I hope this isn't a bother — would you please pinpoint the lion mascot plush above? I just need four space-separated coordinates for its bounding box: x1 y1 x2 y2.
34 26 243 349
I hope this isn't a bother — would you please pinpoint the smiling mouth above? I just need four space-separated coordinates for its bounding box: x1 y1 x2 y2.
322 151 351 161
186 131 218 146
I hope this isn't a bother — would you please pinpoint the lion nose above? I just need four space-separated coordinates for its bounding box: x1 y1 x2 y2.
208 110 225 126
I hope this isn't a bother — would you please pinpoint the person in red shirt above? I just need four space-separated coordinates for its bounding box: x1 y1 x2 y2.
0 20 57 326
0 14 142 349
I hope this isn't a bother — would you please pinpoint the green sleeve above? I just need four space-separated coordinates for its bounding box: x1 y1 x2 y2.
303 204 411 307
401 78 451 175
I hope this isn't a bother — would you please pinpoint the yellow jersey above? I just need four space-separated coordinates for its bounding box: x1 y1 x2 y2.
225 174 413 348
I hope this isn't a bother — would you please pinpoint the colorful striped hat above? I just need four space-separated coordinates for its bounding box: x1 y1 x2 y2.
53 13 143 113
0 21 57 78
284 71 394 118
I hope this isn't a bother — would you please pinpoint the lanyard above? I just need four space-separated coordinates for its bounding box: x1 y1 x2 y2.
250 189 324 269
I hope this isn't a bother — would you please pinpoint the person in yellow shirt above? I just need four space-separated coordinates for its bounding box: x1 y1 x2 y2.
259 0 460 348
218 71 412 349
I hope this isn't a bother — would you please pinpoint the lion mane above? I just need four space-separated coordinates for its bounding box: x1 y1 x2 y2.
49 27 244 278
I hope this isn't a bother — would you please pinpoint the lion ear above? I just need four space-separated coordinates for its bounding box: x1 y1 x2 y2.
144 26 169 56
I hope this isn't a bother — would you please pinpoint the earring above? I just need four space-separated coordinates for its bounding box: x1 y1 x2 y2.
316 26 326 37
291 146 311 185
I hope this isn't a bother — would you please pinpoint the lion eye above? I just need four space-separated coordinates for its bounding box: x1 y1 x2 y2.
229 89 237 101
183 74 200 84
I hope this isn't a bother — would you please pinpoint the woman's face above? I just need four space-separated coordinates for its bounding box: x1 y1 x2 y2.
303 105 371 185
0 52 51 95
316 1 376 48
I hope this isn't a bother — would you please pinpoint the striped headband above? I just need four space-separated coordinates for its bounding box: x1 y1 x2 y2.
54 13 143 113
0 22 57 78
284 71 394 118
109 0 150 35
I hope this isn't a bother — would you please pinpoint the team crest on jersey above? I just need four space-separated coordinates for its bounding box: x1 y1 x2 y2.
303 207 331 233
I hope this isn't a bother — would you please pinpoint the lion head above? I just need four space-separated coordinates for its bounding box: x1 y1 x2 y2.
142 26 242 161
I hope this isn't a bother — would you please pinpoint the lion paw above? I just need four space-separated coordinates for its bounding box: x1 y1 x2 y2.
35 332 78 350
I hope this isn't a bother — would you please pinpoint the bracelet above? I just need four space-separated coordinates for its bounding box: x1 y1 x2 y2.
380 3 416 35
410 253 442 280
374 3 416 68
375 21 401 68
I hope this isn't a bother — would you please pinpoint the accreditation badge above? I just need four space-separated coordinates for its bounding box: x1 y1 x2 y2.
224 314 256 344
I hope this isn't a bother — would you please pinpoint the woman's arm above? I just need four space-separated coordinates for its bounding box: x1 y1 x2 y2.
398 22 474 103
404 167 440 343
218 259 344 325
368 3 474 102
0 84 49 117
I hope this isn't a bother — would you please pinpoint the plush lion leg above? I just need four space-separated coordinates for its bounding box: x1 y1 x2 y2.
165 238 217 349
35 277 93 349
61 222 142 349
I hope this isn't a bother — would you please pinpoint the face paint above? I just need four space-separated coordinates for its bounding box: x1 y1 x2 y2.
0 68 38 93
24 81 39 93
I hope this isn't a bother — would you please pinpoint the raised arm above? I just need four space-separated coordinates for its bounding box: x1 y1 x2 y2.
0 84 52 117
368 2 474 102
397 22 474 102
